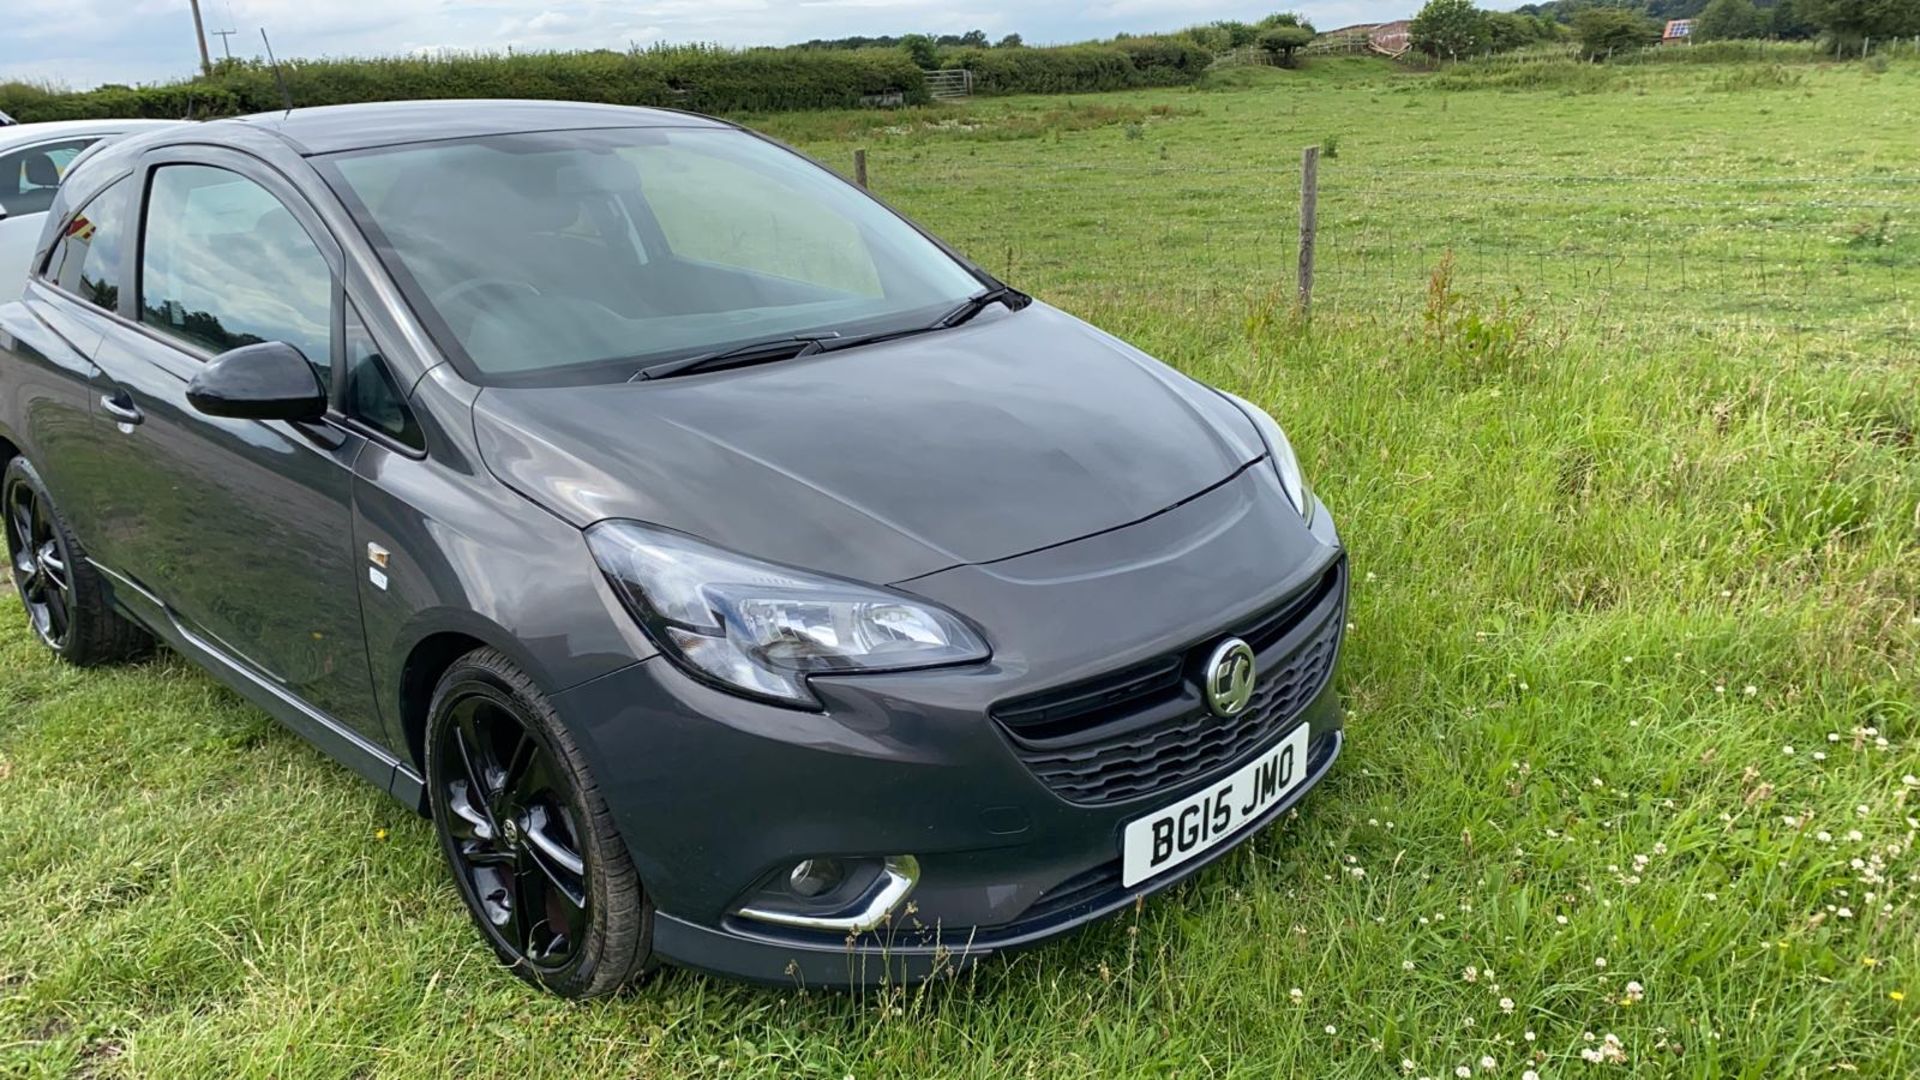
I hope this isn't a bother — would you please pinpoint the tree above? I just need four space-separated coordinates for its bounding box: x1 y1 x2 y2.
1768 0 1819 39
1797 0 1920 50
996 33 1024 48
1694 0 1766 38
957 29 989 48
1258 11 1317 33
1258 25 1316 65
1214 20 1261 47
1571 7 1661 56
1411 0 1490 58
1485 10 1550 50
899 33 938 68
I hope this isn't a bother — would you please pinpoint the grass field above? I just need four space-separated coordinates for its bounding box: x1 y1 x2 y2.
3 55 1919 1078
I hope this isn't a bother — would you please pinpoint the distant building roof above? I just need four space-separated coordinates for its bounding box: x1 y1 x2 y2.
1663 19 1694 39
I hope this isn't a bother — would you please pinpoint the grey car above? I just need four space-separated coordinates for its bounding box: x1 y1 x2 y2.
0 100 1347 996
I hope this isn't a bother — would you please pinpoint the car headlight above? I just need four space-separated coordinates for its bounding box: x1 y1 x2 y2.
1220 391 1315 526
586 521 990 707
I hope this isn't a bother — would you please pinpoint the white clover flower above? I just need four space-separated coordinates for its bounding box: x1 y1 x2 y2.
1290 987 1303 1003
1500 997 1515 1013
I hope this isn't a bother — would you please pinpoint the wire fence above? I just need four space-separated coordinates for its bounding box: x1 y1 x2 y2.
860 154 1920 356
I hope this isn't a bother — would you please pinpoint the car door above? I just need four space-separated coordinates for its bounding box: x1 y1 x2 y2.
81 145 381 741
0 167 130 511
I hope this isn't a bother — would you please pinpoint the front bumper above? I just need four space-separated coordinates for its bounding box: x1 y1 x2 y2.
652 721 1341 987
553 465 1347 987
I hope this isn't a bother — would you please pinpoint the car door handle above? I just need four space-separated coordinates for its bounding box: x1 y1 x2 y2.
100 392 144 426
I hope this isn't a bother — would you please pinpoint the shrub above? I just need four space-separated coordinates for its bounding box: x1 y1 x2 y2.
899 34 939 69
951 39 1211 95
1571 9 1661 58
0 46 932 122
1485 11 1554 52
1257 26 1316 67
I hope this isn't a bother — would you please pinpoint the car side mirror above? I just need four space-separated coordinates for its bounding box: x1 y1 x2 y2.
186 342 328 422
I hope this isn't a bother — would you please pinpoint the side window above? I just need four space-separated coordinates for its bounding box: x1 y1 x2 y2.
43 175 131 312
140 164 333 384
345 304 423 451
0 138 97 217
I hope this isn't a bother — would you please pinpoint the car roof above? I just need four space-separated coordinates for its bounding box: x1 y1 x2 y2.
0 118 180 150
226 98 734 156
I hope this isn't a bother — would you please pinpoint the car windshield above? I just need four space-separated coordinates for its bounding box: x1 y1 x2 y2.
319 126 986 386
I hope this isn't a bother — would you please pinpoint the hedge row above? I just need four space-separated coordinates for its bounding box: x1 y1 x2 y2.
947 38 1215 95
0 45 932 123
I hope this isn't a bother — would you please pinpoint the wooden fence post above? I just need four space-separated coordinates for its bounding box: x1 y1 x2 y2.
854 148 869 189
1297 145 1319 316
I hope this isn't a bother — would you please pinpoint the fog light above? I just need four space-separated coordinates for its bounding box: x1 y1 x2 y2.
788 857 843 897
736 855 920 932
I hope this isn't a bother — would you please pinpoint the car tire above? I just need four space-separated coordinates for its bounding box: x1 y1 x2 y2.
424 647 654 998
2 456 153 666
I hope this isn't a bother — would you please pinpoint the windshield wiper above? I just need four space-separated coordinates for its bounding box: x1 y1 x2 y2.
633 333 841 382
932 285 1030 330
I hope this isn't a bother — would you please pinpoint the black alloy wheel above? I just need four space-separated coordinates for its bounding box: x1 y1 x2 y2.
1 457 151 666
439 692 591 969
426 648 651 998
5 475 73 651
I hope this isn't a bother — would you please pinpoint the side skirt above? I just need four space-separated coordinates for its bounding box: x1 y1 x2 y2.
91 558 426 809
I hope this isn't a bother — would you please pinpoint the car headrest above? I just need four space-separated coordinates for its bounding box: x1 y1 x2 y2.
23 152 59 188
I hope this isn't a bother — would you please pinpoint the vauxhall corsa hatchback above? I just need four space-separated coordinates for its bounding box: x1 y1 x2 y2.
0 100 1347 997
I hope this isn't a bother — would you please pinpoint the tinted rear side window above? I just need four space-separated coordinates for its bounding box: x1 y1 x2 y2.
43 175 132 312
0 138 98 217
139 164 333 378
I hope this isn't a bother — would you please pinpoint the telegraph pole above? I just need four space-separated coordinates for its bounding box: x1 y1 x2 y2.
212 28 237 61
188 0 213 75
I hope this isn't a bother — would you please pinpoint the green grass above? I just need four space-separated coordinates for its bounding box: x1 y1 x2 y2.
4 55 1920 1078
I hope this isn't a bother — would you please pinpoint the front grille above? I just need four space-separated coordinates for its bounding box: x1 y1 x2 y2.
991 560 1345 806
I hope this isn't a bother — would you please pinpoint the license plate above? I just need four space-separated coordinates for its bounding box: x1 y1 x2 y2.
1121 722 1311 887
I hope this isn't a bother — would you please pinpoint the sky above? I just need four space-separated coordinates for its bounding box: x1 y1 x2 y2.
1 1 1421 91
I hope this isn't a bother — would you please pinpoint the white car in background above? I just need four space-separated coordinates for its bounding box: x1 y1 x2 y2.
0 119 179 299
